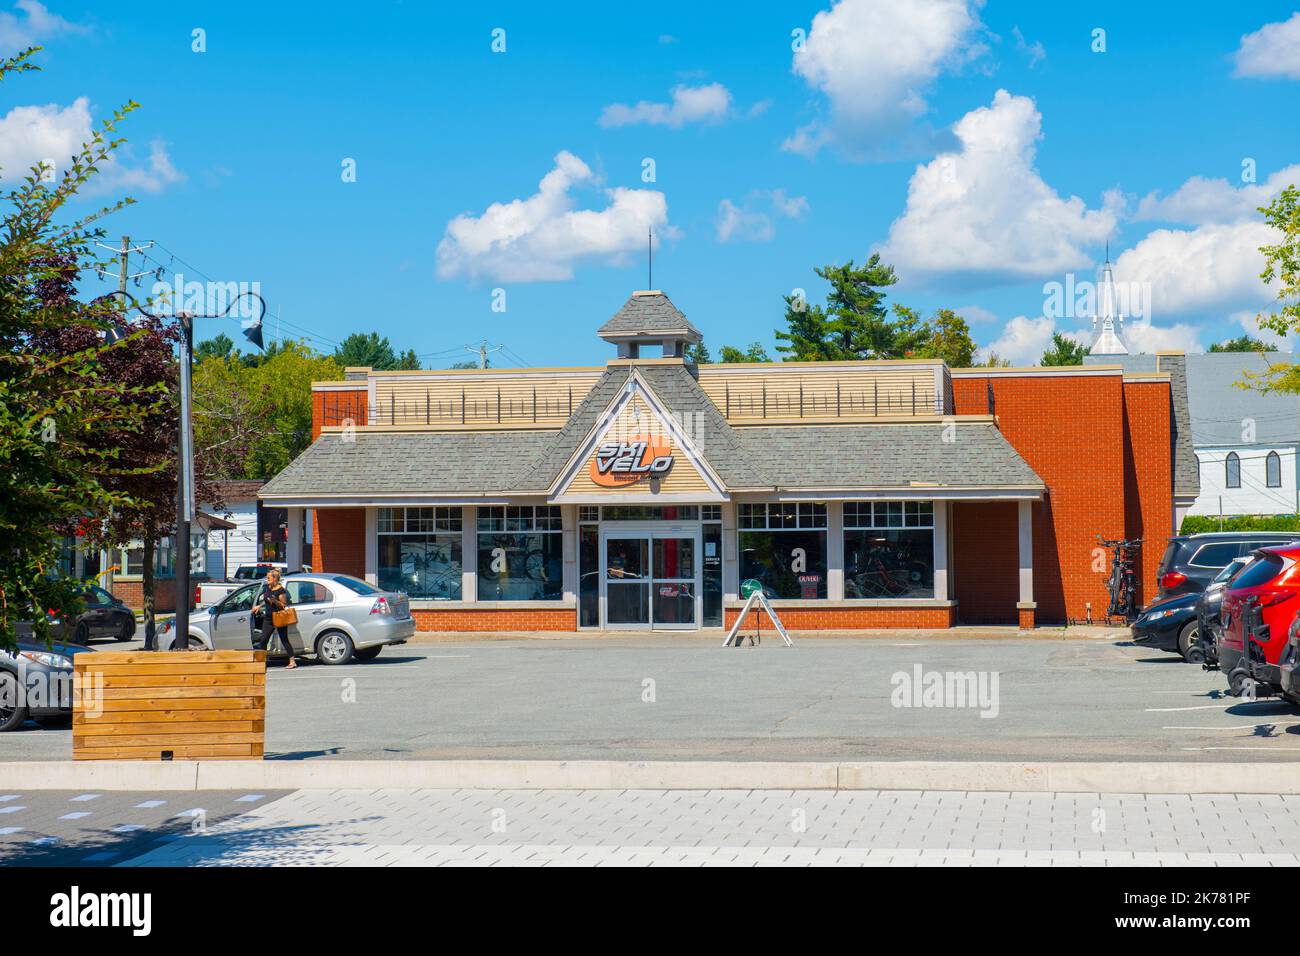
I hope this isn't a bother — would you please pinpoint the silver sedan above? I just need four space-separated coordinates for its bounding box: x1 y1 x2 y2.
162 573 415 664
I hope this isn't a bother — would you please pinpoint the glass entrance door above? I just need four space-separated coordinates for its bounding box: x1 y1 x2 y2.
652 536 696 628
604 536 649 626
601 531 699 629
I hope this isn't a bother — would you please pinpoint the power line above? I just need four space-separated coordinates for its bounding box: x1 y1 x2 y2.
143 241 342 351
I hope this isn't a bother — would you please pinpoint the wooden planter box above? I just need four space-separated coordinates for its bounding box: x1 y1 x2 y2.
73 650 266 761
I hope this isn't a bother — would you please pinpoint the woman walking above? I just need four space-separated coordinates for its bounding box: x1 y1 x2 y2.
253 568 298 669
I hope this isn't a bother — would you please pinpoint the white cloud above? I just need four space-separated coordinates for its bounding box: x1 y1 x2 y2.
979 314 1055 365
879 90 1120 285
1234 12 1300 80
599 83 732 128
715 189 808 243
436 151 672 283
954 304 998 324
1115 221 1274 319
783 0 986 157
978 311 1202 364
0 0 87 55
0 97 183 193
1134 163 1300 224
1011 26 1045 69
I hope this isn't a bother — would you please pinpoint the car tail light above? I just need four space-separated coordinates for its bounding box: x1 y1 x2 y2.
1159 571 1187 590
369 597 392 616
1254 590 1297 609
194 585 202 607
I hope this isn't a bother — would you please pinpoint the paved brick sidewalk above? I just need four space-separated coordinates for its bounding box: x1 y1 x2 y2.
119 788 1300 867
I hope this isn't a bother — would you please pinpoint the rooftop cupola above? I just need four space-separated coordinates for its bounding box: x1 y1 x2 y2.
598 290 702 359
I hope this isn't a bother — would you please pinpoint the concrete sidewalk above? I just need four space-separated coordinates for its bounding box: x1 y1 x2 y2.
7 759 1300 794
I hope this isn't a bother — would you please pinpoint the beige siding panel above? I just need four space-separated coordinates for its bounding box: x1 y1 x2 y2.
373 371 602 427
696 365 938 420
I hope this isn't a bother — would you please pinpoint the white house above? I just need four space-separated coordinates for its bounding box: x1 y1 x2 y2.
201 480 264 578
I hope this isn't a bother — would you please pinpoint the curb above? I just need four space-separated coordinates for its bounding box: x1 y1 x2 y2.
4 759 1299 793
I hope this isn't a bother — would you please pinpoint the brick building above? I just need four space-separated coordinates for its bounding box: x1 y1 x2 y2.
258 291 1193 632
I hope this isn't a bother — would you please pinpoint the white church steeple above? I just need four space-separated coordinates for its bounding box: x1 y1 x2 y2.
1089 243 1129 355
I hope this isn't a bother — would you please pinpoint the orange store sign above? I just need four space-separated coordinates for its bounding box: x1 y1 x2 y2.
590 438 674 486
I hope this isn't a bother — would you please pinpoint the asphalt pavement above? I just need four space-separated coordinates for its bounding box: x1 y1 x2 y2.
6 635 1300 763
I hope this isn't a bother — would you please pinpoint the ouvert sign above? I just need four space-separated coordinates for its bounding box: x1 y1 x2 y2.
590 437 674 487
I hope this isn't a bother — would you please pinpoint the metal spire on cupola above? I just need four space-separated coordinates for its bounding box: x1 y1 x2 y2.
1089 241 1130 355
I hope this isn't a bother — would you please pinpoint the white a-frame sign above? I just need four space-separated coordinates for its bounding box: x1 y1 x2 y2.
723 587 793 647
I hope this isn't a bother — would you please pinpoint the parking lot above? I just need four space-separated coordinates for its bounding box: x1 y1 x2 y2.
7 634 1300 763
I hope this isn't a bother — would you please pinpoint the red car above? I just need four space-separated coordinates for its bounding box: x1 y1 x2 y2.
1219 542 1300 696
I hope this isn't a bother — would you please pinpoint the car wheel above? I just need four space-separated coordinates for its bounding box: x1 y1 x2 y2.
186 636 208 651
73 621 90 645
115 617 134 641
315 630 354 665
354 646 382 662
0 672 28 732
1178 622 1205 664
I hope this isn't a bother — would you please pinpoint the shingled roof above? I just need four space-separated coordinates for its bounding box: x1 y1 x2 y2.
731 421 1044 491
597 292 701 341
259 430 557 499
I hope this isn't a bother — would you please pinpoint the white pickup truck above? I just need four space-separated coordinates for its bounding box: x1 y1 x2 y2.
196 562 302 607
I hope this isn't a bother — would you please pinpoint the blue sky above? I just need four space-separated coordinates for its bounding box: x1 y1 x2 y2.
4 0 1300 366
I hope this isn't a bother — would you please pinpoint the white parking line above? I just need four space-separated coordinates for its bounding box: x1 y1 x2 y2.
1162 725 1271 731
134 800 166 809
70 793 101 802
59 812 91 820
0 806 25 814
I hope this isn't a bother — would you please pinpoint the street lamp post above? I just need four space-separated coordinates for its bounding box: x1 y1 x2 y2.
92 290 266 650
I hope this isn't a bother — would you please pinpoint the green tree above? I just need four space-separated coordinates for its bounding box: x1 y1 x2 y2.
976 351 1013 368
193 340 342 480
685 340 712 364
0 49 165 648
396 348 421 370
913 308 976 367
332 331 408 370
1209 334 1276 352
718 342 770 363
1040 332 1088 366
195 332 236 363
1243 186 1300 393
776 256 900 360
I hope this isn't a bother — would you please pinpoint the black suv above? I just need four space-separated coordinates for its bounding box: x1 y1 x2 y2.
1156 532 1300 599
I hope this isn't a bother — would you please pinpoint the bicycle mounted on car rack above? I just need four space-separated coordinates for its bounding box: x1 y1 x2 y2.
1225 595 1274 699
1096 536 1142 624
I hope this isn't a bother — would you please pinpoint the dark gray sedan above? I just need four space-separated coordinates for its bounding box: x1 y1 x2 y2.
0 638 95 732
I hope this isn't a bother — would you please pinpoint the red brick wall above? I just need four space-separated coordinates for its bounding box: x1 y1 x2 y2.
952 373 1134 625
1122 380 1174 607
950 501 1020 624
723 605 957 630
312 389 368 440
111 578 193 613
312 508 366 578
412 608 576 631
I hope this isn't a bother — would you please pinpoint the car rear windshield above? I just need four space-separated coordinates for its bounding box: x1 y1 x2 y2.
1189 542 1242 568
330 574 379 595
1232 555 1285 590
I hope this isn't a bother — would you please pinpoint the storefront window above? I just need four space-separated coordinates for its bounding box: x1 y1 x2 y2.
702 522 722 626
579 524 599 626
477 506 563 601
843 501 934 599
378 507 462 600
738 503 827 599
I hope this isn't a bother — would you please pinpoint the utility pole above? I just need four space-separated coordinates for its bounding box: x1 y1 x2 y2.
465 339 503 369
